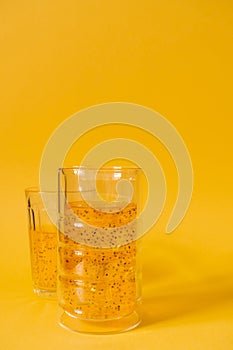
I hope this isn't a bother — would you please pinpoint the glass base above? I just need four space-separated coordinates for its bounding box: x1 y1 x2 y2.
33 288 57 299
58 309 141 334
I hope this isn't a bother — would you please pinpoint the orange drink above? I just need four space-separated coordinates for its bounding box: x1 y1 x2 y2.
58 167 142 333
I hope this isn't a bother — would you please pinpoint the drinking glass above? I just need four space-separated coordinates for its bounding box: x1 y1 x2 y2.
25 187 58 298
57 166 143 333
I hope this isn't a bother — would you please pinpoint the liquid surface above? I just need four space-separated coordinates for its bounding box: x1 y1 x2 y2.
62 201 137 248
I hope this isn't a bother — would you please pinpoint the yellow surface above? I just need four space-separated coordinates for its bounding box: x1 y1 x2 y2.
0 1 233 349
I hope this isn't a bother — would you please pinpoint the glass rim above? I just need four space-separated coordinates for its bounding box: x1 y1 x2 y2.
25 186 58 194
58 165 142 171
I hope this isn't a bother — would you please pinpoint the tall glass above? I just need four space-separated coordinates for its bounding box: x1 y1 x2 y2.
25 187 58 298
57 167 142 333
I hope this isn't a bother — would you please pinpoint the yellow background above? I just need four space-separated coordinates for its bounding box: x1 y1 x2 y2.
0 1 233 349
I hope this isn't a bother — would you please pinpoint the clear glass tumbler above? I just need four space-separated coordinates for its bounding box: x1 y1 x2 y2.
25 187 58 298
57 167 142 334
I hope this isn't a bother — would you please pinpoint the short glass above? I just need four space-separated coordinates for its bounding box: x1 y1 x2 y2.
57 166 143 334
25 187 58 298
